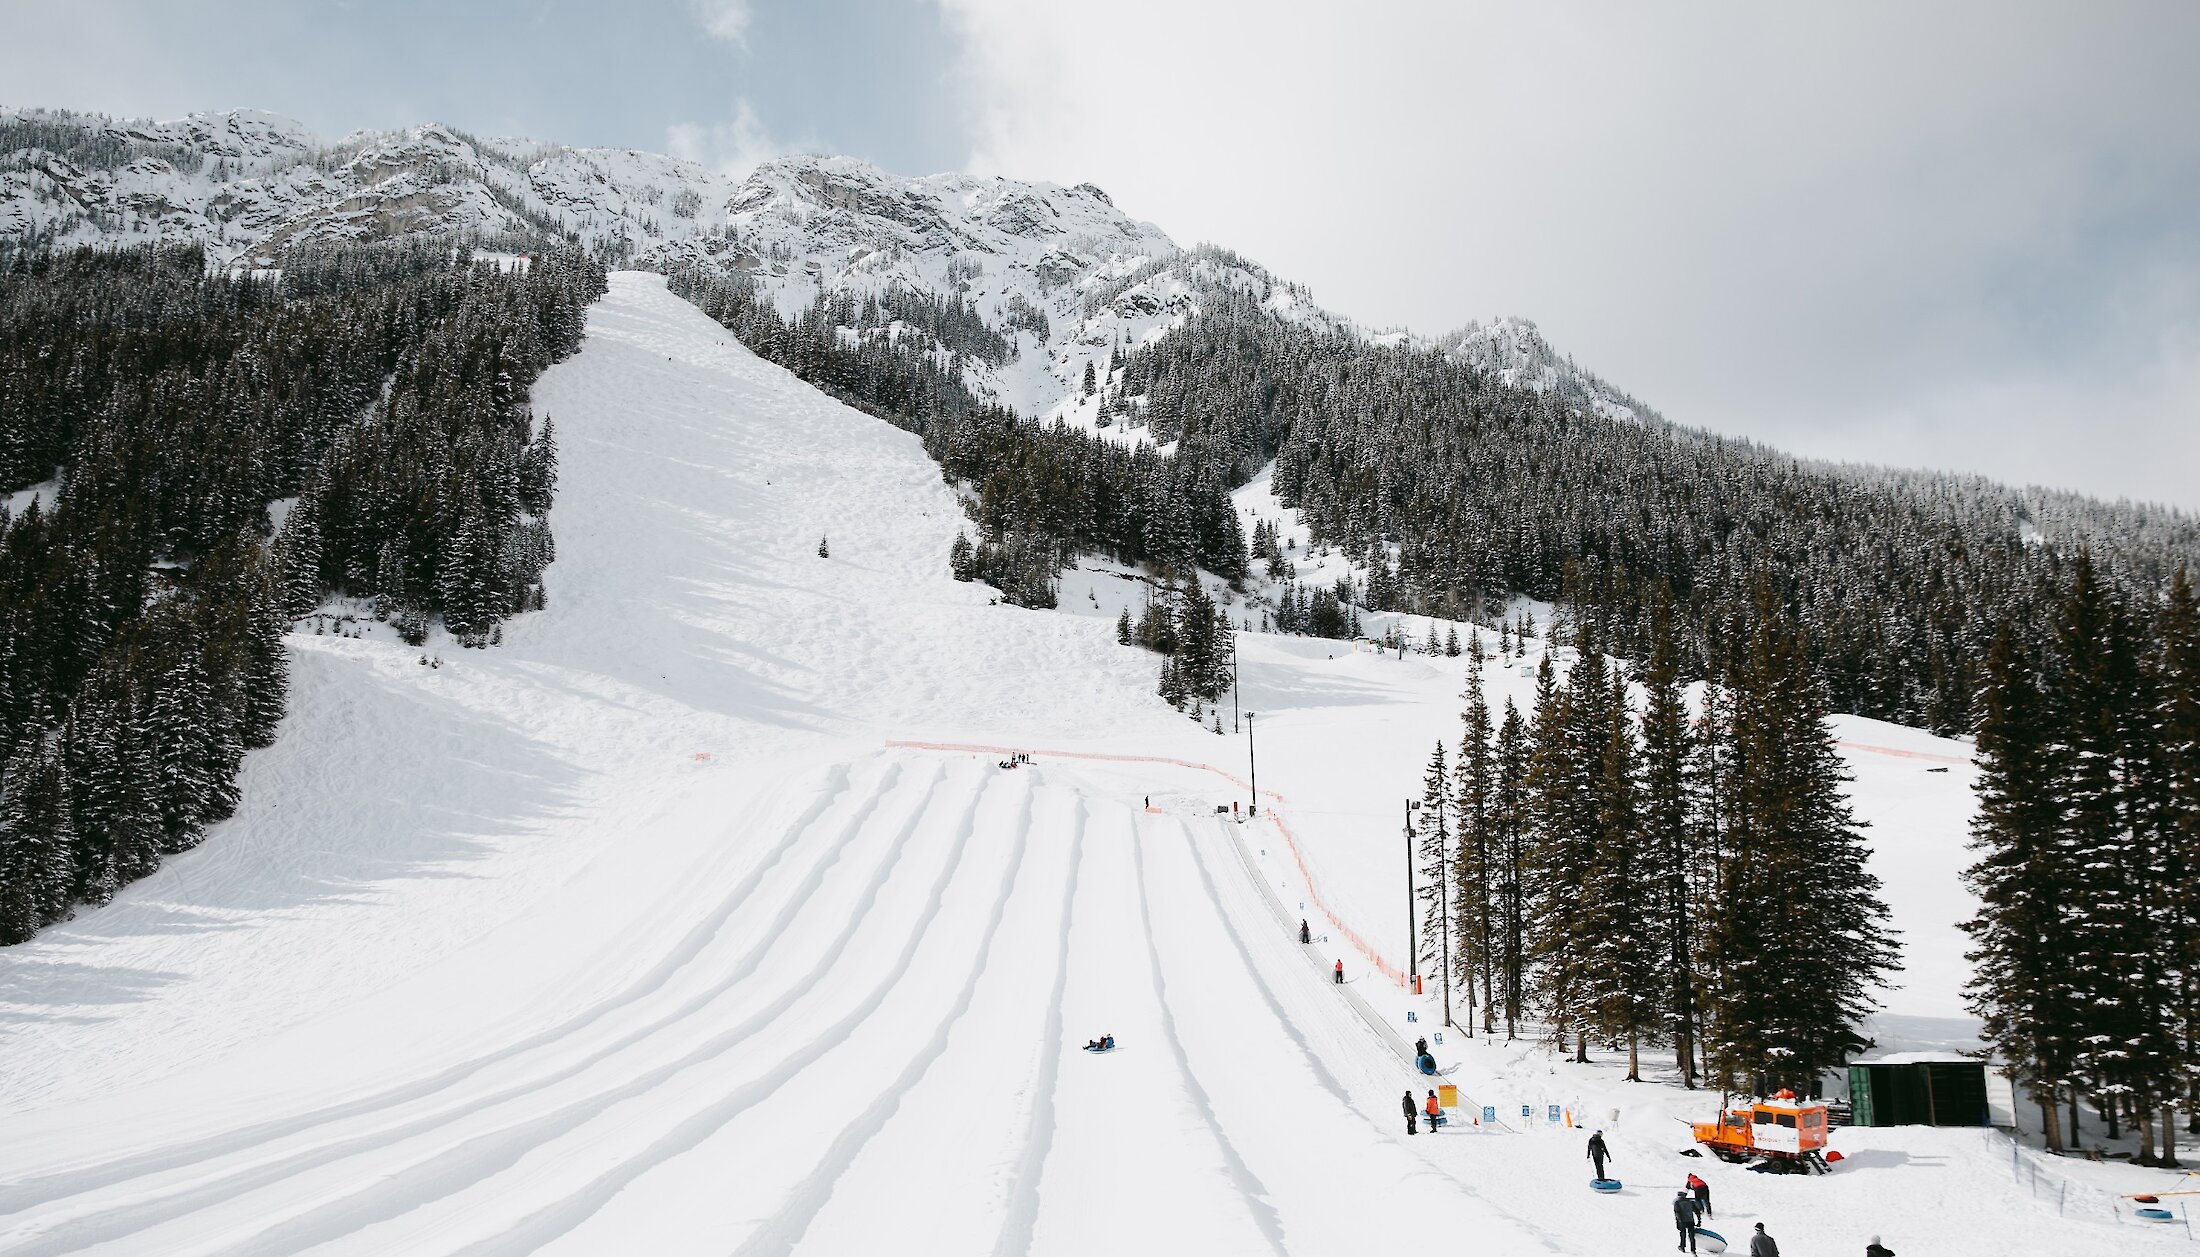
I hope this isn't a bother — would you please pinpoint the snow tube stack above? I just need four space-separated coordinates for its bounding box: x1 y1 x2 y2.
1589 1178 1623 1193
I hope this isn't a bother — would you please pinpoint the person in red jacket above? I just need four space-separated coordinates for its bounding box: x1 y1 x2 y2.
1334 959 1344 984
1423 1090 1445 1129
1686 1171 1712 1219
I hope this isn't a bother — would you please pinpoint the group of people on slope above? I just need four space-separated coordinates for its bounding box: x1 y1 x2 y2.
1399 1087 1446 1134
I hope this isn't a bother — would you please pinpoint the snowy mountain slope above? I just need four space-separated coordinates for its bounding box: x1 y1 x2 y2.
1 106 1661 434
2 273 2189 1256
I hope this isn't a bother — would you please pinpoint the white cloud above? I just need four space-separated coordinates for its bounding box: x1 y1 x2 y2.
689 0 753 47
932 0 2200 507
666 99 783 178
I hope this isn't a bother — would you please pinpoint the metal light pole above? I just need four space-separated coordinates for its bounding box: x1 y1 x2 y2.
1406 798 1420 989
1232 633 1241 733
1246 711 1258 817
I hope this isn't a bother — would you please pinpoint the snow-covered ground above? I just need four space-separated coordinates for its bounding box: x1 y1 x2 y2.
1 274 2192 1255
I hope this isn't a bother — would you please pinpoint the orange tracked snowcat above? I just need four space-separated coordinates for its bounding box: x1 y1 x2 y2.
1691 1090 1832 1172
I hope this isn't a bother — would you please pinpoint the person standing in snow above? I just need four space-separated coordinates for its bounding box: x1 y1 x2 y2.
1401 1091 1419 1135
1671 1191 1698 1252
1300 919 1311 944
1864 1238 1895 1257
1686 1171 1712 1219
1334 959 1344 984
1424 1090 1444 1128
1586 1129 1613 1180
1749 1222 1780 1257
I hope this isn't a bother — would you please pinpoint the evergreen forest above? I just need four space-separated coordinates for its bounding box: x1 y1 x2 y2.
0 239 604 943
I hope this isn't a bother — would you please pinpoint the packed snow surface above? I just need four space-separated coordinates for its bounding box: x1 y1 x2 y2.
1 275 2190 1255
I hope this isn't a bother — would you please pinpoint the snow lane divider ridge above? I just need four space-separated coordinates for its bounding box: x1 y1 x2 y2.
885 739 1406 988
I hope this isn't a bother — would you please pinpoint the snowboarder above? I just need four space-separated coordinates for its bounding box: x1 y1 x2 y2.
1672 1191 1698 1252
1402 1091 1419 1135
1749 1223 1779 1257
1686 1171 1712 1219
1864 1239 1895 1257
1423 1090 1445 1129
1586 1129 1612 1180
1334 959 1344 984
1299 919 1311 944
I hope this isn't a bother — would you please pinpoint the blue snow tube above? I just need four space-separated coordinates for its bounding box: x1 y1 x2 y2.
1589 1178 1623 1193
1694 1228 1728 1254
2137 1207 2174 1222
1416 1053 1438 1075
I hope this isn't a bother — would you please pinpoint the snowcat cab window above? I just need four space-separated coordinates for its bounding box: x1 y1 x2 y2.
1776 1113 1797 1128
1754 1110 1774 1125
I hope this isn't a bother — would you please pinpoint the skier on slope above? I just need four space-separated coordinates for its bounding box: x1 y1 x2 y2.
1672 1191 1699 1253
1401 1091 1419 1135
1586 1129 1613 1180
1749 1223 1780 1257
1686 1171 1712 1219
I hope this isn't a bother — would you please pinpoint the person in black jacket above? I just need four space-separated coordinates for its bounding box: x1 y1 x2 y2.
1671 1191 1699 1252
1299 919 1311 944
1401 1091 1419 1134
1864 1238 1895 1257
1586 1129 1612 1180
1749 1223 1780 1257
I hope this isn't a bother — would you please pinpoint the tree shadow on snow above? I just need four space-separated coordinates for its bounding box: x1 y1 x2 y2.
0 665 582 1023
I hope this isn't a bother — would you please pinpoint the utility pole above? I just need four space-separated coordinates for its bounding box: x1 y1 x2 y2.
1231 632 1241 733
1437 781 1452 1028
1406 798 1420 990
1246 711 1258 817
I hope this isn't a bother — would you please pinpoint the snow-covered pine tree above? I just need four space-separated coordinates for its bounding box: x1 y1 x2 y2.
2156 566 2200 1143
1699 582 1895 1096
1454 664 1497 1032
517 416 558 516
1579 670 1655 1079
1526 644 1601 1062
1414 741 1454 1023
1963 622 2080 1150
1636 593 1701 1086
1491 699 1532 1039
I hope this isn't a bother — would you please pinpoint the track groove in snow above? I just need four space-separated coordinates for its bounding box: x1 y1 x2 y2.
1130 822 1290 1257
987 800 1085 1257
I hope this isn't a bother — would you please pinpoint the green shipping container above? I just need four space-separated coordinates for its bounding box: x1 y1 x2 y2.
1846 1060 1989 1127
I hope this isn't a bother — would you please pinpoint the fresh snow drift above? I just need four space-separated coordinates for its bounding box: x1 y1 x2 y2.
0 275 2189 1255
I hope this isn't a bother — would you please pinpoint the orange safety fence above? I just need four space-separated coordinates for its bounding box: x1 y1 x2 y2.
882 739 1289 803
1258 806 1409 987
884 738 1412 985
1835 739 1973 767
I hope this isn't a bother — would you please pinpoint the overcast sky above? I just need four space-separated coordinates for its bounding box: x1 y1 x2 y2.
7 0 2196 507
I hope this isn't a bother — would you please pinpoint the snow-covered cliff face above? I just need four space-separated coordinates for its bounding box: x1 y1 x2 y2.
0 106 745 262
0 106 1654 426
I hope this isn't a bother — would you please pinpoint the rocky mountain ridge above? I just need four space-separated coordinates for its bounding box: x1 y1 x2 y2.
1 105 1654 428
